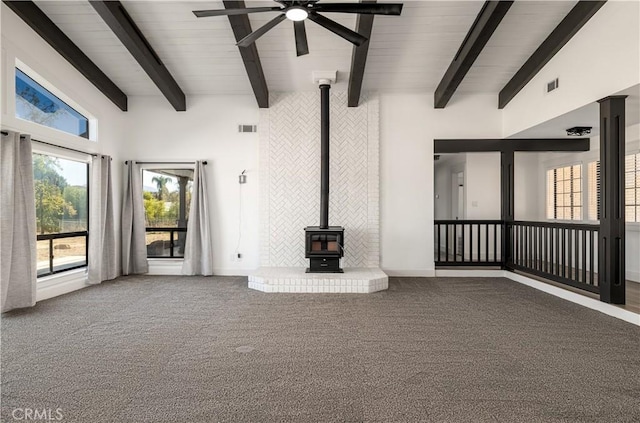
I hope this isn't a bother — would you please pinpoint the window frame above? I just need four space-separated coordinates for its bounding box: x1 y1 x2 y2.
624 151 640 224
15 67 90 139
11 60 98 144
140 164 195 260
32 146 91 278
545 162 584 222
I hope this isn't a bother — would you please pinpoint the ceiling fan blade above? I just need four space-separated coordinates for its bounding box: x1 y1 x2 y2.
193 7 282 18
307 13 367 46
314 3 403 15
237 14 287 47
294 20 309 56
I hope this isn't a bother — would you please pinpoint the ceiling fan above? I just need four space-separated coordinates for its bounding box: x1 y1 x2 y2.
193 1 403 56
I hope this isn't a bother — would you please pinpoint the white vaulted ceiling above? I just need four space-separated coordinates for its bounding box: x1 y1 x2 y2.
33 0 580 98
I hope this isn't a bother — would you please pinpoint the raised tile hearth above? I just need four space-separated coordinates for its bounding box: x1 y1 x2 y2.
248 267 388 293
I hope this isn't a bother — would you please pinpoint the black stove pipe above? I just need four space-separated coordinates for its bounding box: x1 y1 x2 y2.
319 83 330 229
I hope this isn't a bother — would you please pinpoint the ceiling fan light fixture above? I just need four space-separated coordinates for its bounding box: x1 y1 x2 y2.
286 7 308 21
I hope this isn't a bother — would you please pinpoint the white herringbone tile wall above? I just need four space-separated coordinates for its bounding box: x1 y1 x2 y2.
259 92 380 267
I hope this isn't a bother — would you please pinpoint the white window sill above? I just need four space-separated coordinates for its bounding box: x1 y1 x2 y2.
36 268 88 302
147 258 184 275
37 268 87 288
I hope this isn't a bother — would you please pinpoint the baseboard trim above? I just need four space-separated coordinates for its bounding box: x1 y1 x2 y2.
627 270 640 283
436 269 505 278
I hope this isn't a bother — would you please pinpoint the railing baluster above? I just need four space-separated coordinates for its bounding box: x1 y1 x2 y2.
527 225 533 268
493 224 502 262
437 223 441 262
461 223 465 262
469 224 473 262
454 224 458 263
528 225 532 269
521 224 524 268
568 228 573 280
49 238 54 274
485 224 489 263
445 224 450 262
524 224 528 267
581 229 587 283
564 228 569 279
477 224 481 263
546 227 550 274
532 225 536 271
573 229 578 282
537 225 540 271
560 228 565 278
590 229 595 286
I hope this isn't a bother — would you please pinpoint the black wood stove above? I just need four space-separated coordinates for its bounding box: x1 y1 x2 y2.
305 79 344 273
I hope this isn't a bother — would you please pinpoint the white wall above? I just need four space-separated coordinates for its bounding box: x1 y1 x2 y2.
122 95 260 275
502 0 640 137
380 93 502 276
434 154 466 220
1 5 127 298
465 153 501 219
515 152 543 221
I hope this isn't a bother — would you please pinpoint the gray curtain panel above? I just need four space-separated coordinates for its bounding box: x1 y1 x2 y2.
121 161 148 275
88 155 118 284
182 161 213 275
1 131 37 312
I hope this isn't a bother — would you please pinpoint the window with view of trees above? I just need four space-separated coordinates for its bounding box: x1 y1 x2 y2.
16 68 89 139
34 153 89 276
142 169 194 258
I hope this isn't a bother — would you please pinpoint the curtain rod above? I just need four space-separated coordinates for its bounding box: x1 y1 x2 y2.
2 131 98 157
125 161 207 165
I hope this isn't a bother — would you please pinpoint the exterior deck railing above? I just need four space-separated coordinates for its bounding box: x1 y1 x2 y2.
37 231 88 277
145 227 187 258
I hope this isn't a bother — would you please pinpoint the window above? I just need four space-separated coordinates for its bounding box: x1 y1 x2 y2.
142 169 194 258
546 164 582 220
586 154 640 223
587 161 600 221
34 153 89 277
625 153 640 222
16 68 89 139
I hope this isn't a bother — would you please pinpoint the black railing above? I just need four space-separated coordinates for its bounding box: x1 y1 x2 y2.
434 219 600 294
37 231 88 277
508 221 599 293
434 220 503 266
145 227 187 258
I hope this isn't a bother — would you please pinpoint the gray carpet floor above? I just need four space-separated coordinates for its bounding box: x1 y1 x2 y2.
1 276 639 423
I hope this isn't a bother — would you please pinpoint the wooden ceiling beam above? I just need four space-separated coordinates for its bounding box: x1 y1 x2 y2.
434 1 514 109
434 138 590 153
348 0 376 108
498 1 606 109
89 1 186 111
223 0 269 108
3 0 128 111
